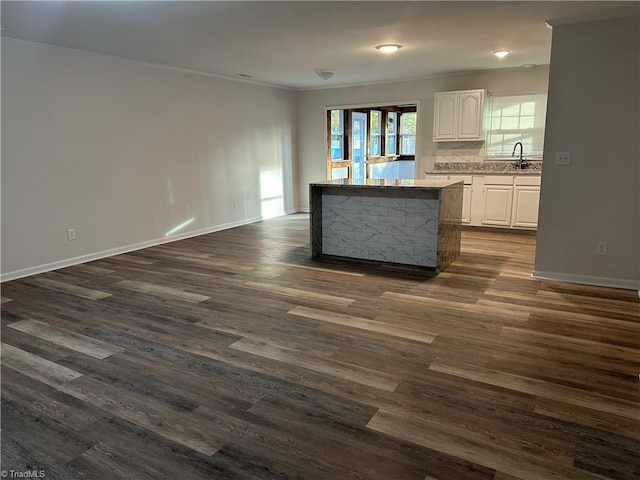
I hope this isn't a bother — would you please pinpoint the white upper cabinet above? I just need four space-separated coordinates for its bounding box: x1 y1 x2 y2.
457 91 484 139
433 92 458 140
433 89 485 142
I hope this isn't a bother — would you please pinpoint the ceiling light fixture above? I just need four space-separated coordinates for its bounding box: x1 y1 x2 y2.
521 64 537 69
492 49 511 58
375 44 402 53
314 69 335 80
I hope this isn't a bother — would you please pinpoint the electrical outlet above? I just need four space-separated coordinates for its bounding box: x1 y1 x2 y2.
555 151 571 166
67 228 77 241
596 241 607 256
233 201 239 211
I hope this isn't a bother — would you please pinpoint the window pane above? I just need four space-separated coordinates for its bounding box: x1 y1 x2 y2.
521 137 534 152
387 112 397 134
370 110 381 135
501 104 521 117
370 136 381 157
501 116 519 130
387 134 396 155
399 112 417 155
330 110 344 160
331 166 349 180
519 115 534 129
331 135 342 160
400 113 417 134
520 101 537 115
401 135 416 155
330 110 343 134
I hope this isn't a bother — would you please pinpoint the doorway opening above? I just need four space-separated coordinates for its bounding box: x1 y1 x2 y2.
326 103 418 181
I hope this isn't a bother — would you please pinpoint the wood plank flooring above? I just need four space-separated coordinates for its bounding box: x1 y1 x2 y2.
1 213 639 480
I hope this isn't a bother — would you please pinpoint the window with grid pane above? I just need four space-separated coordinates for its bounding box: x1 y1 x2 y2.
387 112 397 155
400 112 417 155
330 110 344 160
485 94 547 160
369 110 381 157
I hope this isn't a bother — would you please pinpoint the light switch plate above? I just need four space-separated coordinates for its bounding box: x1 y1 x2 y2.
556 151 571 165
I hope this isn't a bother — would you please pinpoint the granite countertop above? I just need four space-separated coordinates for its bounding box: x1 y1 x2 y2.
310 178 461 188
425 161 542 175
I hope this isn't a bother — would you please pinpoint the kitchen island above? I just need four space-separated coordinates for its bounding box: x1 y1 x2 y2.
310 179 463 272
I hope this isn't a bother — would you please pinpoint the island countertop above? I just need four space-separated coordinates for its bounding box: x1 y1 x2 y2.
309 178 462 189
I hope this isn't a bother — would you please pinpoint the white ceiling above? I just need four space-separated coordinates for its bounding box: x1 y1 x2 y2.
1 1 637 89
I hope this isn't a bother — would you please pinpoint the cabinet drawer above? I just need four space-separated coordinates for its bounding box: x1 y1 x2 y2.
448 175 473 185
484 175 514 185
424 175 449 182
515 176 542 186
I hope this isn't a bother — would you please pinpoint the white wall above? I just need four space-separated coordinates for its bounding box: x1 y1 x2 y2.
295 66 549 209
534 15 640 289
1 39 296 280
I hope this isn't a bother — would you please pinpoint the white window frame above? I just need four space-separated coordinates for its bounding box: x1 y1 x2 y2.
369 110 382 157
485 93 547 161
400 112 417 155
330 109 344 160
387 112 398 156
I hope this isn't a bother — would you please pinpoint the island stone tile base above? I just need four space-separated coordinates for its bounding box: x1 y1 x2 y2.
310 181 462 273
321 193 439 267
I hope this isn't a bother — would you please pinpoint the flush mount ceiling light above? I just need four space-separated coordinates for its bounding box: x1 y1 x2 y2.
314 69 335 80
521 63 537 69
375 44 402 53
493 49 511 58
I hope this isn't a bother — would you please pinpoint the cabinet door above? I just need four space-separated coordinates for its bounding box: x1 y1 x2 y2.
461 185 472 224
482 186 513 226
433 93 458 140
457 91 484 139
511 186 540 228
448 175 472 224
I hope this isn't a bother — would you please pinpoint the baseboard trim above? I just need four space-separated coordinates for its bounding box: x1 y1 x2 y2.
1 214 287 283
532 270 640 291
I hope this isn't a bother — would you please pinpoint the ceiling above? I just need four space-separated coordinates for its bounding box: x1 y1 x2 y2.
1 1 637 89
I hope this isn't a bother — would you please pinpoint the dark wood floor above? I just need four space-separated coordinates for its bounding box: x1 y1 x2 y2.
1 213 639 480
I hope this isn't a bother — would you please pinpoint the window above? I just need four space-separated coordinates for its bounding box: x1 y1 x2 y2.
387 112 397 155
369 110 381 157
325 104 417 180
400 112 417 155
330 109 343 160
485 94 547 159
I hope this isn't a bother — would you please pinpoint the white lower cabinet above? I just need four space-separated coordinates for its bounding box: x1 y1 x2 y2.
481 186 513 226
425 173 541 229
512 186 541 228
426 174 472 224
461 185 472 224
449 175 472 224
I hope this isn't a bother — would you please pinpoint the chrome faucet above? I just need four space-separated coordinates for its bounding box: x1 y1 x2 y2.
512 142 528 169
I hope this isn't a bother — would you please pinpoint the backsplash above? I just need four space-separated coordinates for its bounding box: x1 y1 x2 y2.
434 141 486 163
432 161 542 173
